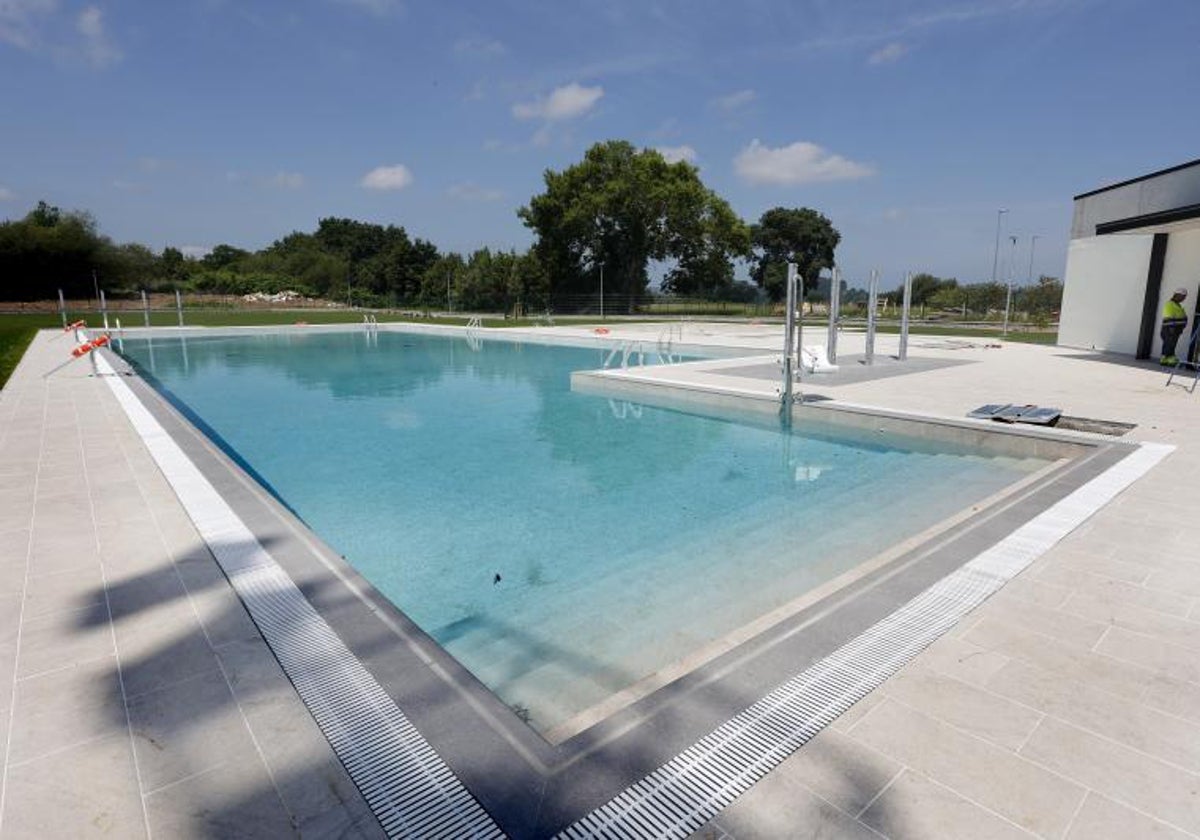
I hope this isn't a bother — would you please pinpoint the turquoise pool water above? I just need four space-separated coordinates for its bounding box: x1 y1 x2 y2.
119 329 1047 735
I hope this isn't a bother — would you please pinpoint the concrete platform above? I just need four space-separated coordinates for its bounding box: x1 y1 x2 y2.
3 322 1200 839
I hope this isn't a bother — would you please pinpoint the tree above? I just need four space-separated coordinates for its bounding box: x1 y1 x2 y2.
202 244 249 270
1020 275 1063 315
750 208 840 301
0 201 118 300
160 246 189 283
894 273 956 307
28 200 61 228
519 140 749 309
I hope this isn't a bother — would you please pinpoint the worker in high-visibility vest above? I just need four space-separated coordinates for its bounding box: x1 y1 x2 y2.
1161 288 1189 365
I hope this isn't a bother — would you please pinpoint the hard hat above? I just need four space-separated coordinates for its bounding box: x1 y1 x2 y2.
1176 287 1189 297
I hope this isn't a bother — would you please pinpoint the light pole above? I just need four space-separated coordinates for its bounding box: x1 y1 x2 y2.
1027 235 1040 284
598 260 605 320
1003 235 1018 335
991 208 1008 285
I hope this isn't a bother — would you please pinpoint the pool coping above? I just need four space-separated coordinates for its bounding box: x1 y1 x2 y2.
96 325 1163 838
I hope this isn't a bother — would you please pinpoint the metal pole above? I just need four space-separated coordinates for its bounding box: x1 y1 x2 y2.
795 267 805 380
57 289 66 328
141 289 150 328
781 263 797 414
175 289 184 326
1027 235 1040 284
991 208 1008 285
1003 235 1017 336
899 271 913 361
826 267 841 364
865 269 879 365
447 271 452 314
599 261 605 320
100 289 109 331
91 269 99 308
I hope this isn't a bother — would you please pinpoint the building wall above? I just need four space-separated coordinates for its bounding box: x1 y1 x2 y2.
1154 228 1200 356
1058 234 1154 353
1072 162 1200 238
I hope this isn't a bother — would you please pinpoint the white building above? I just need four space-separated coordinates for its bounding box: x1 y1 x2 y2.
1059 157 1200 358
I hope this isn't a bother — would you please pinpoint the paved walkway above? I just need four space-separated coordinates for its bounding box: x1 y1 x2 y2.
3 324 1200 838
0 333 380 838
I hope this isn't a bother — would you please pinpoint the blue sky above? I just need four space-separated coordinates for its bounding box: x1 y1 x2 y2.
2 0 1199 289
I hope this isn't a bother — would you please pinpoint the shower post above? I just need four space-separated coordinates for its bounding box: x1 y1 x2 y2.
899 271 913 361
865 269 879 365
826 266 841 364
781 262 798 418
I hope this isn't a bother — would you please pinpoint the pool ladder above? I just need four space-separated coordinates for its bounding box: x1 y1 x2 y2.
603 340 645 369
465 316 483 351
656 325 684 364
362 314 378 344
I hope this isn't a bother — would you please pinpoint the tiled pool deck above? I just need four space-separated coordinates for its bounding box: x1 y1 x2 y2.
4 323 1200 838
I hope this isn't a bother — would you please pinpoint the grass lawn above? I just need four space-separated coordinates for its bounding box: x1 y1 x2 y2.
0 314 62 388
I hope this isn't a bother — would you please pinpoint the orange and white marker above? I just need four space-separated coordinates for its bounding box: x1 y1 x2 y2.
44 334 111 378
71 334 110 357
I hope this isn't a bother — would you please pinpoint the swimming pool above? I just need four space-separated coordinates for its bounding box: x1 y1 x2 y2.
118 328 1050 736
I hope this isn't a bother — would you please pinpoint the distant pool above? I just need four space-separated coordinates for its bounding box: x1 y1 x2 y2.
118 329 1048 736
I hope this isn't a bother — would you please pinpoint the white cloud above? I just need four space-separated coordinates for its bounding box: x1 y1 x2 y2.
513 82 603 122
454 35 505 58
330 0 400 15
465 79 486 101
0 0 55 51
1 0 121 67
712 89 756 111
448 183 503 202
77 5 120 67
656 145 697 164
734 139 874 186
361 164 413 191
868 41 908 65
0 185 16 201
268 171 305 189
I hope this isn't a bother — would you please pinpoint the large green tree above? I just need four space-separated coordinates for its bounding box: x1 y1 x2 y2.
519 140 749 308
750 207 840 301
0 202 123 300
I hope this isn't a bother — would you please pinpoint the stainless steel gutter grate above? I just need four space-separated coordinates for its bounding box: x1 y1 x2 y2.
97 354 504 840
556 442 1172 839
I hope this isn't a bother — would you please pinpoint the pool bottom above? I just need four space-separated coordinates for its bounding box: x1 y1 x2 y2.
101 341 1143 839
541 447 1066 744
